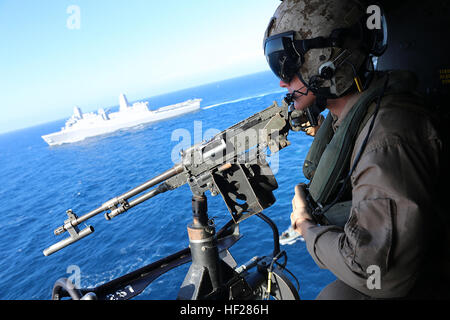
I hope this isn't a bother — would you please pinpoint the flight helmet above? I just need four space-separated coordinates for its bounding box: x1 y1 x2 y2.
263 0 387 101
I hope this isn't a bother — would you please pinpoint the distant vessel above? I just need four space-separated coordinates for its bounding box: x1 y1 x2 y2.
42 94 201 146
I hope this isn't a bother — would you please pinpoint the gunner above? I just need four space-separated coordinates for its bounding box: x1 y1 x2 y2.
264 0 449 299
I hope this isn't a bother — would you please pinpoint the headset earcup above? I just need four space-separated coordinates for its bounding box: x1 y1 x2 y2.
318 62 336 80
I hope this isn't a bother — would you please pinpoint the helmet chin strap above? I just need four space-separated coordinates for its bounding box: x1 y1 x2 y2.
284 89 305 105
306 75 330 113
306 95 327 127
283 82 327 128
283 73 328 127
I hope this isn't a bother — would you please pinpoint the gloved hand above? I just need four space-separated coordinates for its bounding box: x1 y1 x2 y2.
300 114 324 137
290 183 315 236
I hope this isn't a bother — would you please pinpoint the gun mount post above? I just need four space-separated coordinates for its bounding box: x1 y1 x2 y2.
177 194 225 299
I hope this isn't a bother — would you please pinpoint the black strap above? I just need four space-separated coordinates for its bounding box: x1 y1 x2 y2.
293 21 362 56
295 37 336 55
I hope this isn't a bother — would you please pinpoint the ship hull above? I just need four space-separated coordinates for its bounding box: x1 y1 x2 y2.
42 99 200 146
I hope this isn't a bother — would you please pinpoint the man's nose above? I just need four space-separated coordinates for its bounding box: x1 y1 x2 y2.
279 80 289 88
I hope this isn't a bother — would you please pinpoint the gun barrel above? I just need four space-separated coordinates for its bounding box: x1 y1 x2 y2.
105 182 172 220
53 164 185 235
119 164 184 200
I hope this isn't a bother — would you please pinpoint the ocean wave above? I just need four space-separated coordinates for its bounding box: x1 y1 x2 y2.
202 89 286 110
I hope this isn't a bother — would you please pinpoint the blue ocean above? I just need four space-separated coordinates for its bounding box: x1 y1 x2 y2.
0 71 335 300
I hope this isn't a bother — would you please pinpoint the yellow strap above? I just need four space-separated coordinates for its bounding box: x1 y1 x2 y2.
354 76 363 93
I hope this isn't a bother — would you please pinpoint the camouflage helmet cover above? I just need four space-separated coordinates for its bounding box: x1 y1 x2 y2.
264 0 369 97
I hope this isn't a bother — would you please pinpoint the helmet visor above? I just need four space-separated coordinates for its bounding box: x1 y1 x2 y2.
264 32 302 83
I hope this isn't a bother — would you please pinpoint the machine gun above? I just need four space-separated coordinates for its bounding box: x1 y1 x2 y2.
43 99 307 300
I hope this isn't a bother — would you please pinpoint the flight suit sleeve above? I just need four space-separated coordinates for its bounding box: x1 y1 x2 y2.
303 198 396 296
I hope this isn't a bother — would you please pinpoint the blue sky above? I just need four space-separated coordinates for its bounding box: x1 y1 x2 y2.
0 0 280 134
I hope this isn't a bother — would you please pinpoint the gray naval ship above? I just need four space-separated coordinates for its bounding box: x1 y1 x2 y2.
42 94 201 146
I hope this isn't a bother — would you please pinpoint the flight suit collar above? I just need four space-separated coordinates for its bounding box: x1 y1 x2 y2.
331 92 363 132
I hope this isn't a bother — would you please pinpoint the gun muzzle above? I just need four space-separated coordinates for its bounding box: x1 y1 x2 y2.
43 225 94 256
43 164 184 256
